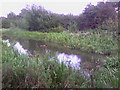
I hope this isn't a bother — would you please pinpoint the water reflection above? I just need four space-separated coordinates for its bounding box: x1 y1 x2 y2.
28 39 51 56
3 39 82 69
13 42 28 55
57 53 81 69
2 39 11 47
2 38 104 77
3 39 28 55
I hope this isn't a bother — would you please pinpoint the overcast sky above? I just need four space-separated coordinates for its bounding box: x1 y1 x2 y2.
0 0 107 17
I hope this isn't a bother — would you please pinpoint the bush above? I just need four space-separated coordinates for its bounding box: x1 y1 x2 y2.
100 18 118 31
43 26 66 33
2 43 86 88
94 56 119 88
2 18 10 28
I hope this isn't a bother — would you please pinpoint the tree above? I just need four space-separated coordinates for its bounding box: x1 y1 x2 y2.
7 12 18 28
24 5 50 31
19 4 78 32
1 17 10 28
77 2 118 30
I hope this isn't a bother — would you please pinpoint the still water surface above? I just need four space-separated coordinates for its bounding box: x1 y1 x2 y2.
3 35 106 76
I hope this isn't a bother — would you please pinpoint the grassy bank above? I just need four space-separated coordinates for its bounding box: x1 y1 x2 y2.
2 41 119 88
2 42 88 88
2 28 119 88
2 28 118 55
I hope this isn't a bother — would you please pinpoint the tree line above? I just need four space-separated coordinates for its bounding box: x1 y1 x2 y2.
1 2 119 32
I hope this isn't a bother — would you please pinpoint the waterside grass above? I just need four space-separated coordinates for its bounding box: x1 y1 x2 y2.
2 28 118 55
2 43 88 88
2 41 119 88
2 28 119 88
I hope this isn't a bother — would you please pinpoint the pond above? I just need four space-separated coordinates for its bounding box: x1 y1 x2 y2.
2 35 106 77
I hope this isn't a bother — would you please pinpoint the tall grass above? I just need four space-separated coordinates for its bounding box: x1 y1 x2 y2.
2 28 118 55
2 42 119 88
94 56 119 88
2 43 88 88
2 28 119 88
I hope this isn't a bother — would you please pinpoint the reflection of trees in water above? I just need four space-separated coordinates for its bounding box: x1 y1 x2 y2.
3 34 103 71
28 39 50 56
3 35 29 49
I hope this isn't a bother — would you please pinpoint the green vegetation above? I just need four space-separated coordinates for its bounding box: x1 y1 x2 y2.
3 29 118 55
1 1 119 88
2 28 119 88
2 40 119 88
94 56 119 88
2 42 87 88
1 2 118 31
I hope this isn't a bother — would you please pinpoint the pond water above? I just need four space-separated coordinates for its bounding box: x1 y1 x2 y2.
2 35 106 77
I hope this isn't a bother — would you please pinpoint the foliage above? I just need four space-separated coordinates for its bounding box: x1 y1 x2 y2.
1 17 10 28
100 18 118 31
68 21 78 32
1 2 118 32
2 39 119 88
17 5 77 32
2 43 87 88
1 2 119 88
2 29 118 55
7 12 19 28
77 2 118 30
94 56 119 88
42 26 66 33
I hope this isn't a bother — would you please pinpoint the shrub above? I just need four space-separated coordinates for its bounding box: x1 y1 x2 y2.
100 18 118 31
2 43 86 88
43 26 66 33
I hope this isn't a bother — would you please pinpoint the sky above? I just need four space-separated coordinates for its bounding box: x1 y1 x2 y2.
0 0 108 17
